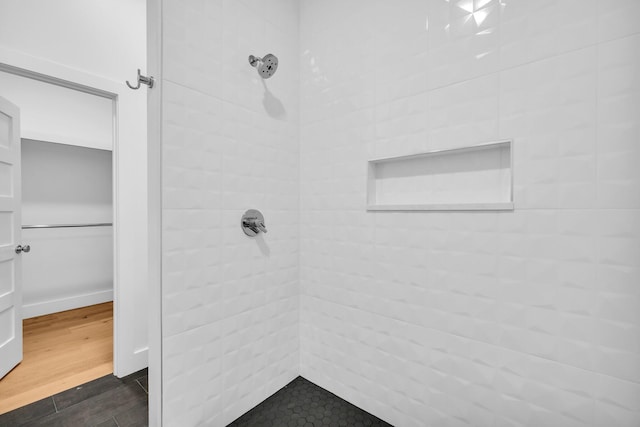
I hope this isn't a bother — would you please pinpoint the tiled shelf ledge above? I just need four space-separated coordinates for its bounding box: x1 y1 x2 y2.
367 202 514 212
367 141 513 212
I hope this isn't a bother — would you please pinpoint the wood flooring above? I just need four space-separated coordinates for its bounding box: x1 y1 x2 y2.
0 302 113 415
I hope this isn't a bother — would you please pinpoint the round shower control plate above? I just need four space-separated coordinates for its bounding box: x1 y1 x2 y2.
241 209 266 236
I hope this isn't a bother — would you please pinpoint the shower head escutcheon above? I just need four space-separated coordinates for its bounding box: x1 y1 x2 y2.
248 53 278 79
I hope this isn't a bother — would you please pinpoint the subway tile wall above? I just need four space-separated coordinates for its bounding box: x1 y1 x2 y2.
160 0 640 426
299 1 640 427
161 1 299 426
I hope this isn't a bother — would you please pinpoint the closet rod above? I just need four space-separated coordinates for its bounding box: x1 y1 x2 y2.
22 223 113 229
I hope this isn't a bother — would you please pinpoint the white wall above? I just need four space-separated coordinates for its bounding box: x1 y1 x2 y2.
156 1 640 426
159 0 300 425
0 72 113 150
21 140 113 225
0 0 146 85
0 0 148 376
21 140 113 318
299 1 640 426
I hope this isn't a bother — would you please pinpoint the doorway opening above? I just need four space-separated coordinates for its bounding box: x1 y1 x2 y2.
0 303 113 413
0 0 149 419
0 66 118 414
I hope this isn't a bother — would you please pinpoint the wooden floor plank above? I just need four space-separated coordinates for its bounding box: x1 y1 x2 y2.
0 302 113 415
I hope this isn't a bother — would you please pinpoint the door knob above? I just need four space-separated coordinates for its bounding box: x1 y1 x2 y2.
15 244 30 254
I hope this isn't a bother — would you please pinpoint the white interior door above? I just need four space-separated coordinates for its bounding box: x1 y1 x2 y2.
0 96 22 380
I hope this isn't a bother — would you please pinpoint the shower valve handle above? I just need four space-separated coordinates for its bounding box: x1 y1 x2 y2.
241 210 267 236
255 221 267 234
243 218 268 234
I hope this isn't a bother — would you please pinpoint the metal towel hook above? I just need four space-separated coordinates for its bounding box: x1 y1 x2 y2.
126 69 154 90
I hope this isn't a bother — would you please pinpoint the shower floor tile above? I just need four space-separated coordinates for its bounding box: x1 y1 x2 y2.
228 377 393 427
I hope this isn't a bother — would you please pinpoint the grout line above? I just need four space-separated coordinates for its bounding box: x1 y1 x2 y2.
51 397 58 414
298 34 640 128
594 32 601 219
296 5 303 377
301 207 640 212
136 379 148 394
301 294 640 388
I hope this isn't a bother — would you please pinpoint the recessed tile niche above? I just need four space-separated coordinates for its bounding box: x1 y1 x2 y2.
367 141 514 211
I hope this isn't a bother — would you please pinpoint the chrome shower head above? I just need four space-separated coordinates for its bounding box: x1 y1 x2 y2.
248 53 278 79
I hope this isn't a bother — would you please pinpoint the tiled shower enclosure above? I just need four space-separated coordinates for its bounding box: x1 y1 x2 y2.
157 1 640 426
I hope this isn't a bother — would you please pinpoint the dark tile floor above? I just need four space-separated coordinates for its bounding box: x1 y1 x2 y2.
0 369 148 427
228 377 393 427
1 372 390 427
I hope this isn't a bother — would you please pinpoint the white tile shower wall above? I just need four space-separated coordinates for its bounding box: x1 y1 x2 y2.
300 1 640 426
161 0 300 425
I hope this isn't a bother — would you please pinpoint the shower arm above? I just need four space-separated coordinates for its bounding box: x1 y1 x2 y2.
248 55 261 67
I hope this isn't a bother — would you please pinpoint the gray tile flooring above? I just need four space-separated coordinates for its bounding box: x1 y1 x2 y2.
1 372 391 427
228 377 393 427
0 369 148 427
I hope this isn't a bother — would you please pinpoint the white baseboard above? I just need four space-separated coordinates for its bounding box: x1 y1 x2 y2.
22 289 114 319
113 347 148 378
